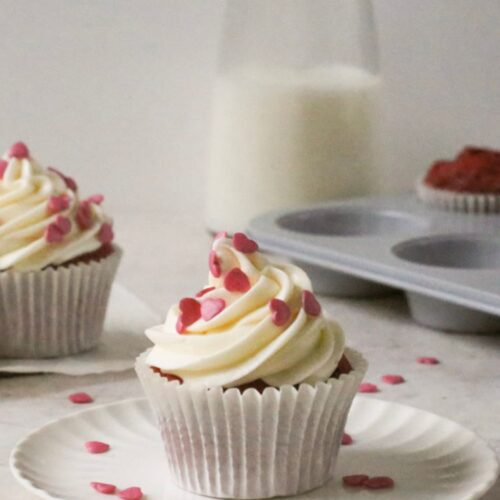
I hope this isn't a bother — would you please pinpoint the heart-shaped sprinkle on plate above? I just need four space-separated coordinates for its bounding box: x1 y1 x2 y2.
118 486 143 500
341 433 353 445
381 374 405 385
90 482 116 494
417 356 439 365
343 475 369 487
85 441 110 454
68 392 93 404
358 382 378 393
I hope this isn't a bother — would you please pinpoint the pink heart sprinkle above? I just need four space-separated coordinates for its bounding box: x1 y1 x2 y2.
233 232 259 253
417 356 439 365
90 482 116 494
47 195 70 214
364 476 395 489
176 297 201 333
381 374 405 385
69 392 93 404
8 141 29 159
209 250 221 278
201 298 226 321
342 475 369 487
224 268 251 293
45 223 65 243
341 433 353 445
214 231 227 240
195 286 215 298
269 298 291 326
358 382 378 393
76 202 93 229
118 487 143 500
0 159 8 179
86 194 104 205
48 166 78 191
55 215 71 234
85 441 110 454
302 290 321 316
98 223 114 244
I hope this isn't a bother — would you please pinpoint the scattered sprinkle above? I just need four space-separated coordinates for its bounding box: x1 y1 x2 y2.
302 290 321 316
233 232 258 253
269 298 291 326
69 392 93 404
90 482 116 494
342 475 369 487
341 433 353 445
364 476 395 489
358 382 378 393
48 166 78 191
45 216 71 243
118 486 143 500
224 268 251 293
417 356 440 365
209 250 221 278
201 298 226 321
381 374 405 385
85 441 110 454
8 141 29 159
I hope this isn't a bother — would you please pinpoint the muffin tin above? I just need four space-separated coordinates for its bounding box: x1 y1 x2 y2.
248 194 500 333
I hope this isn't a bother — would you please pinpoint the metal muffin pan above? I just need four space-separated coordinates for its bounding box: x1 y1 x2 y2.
248 194 500 333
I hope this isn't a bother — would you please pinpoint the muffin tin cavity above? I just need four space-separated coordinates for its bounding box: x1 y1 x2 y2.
393 234 500 269
278 208 427 236
249 195 500 333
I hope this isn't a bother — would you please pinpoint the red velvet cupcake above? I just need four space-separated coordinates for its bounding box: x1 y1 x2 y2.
0 142 121 358
417 146 500 213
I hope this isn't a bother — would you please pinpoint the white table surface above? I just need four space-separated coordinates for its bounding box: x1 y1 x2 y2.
1 209 499 499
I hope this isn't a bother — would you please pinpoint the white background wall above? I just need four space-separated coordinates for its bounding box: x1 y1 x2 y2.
0 0 499 215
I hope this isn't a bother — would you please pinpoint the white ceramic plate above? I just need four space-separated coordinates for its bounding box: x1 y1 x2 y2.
10 397 498 500
0 284 159 375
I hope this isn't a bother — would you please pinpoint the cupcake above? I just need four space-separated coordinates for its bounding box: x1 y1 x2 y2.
135 232 367 499
0 142 121 358
417 146 500 213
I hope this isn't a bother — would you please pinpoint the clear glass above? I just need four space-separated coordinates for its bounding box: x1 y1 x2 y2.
206 0 381 233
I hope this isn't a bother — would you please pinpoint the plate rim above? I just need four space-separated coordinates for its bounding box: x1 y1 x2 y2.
10 396 499 500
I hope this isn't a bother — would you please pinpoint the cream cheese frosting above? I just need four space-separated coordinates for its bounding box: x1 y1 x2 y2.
146 232 346 388
0 142 114 272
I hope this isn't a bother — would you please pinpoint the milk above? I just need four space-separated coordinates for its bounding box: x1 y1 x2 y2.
206 65 382 233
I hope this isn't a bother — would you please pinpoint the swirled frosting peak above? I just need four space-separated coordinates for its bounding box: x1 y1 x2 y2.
145 232 346 388
0 142 114 271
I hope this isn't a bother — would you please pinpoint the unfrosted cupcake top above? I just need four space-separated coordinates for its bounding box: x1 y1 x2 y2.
0 142 114 271
145 232 346 388
424 146 500 193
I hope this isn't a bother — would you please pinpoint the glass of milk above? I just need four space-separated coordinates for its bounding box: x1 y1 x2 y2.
206 0 381 233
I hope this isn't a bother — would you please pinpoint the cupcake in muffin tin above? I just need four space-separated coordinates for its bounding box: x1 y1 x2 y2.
417 146 500 213
0 142 121 358
136 232 366 499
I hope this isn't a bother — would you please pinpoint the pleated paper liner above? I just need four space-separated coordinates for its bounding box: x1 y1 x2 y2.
417 178 500 214
0 246 122 358
136 347 367 499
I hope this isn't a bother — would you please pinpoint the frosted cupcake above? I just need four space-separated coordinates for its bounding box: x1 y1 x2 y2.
0 142 121 358
417 146 500 213
136 232 366 499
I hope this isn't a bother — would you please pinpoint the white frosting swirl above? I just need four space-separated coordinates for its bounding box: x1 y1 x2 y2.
0 145 113 271
146 235 345 388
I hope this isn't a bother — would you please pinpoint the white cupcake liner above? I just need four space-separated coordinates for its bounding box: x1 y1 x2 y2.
416 177 500 214
0 246 122 358
135 347 367 499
